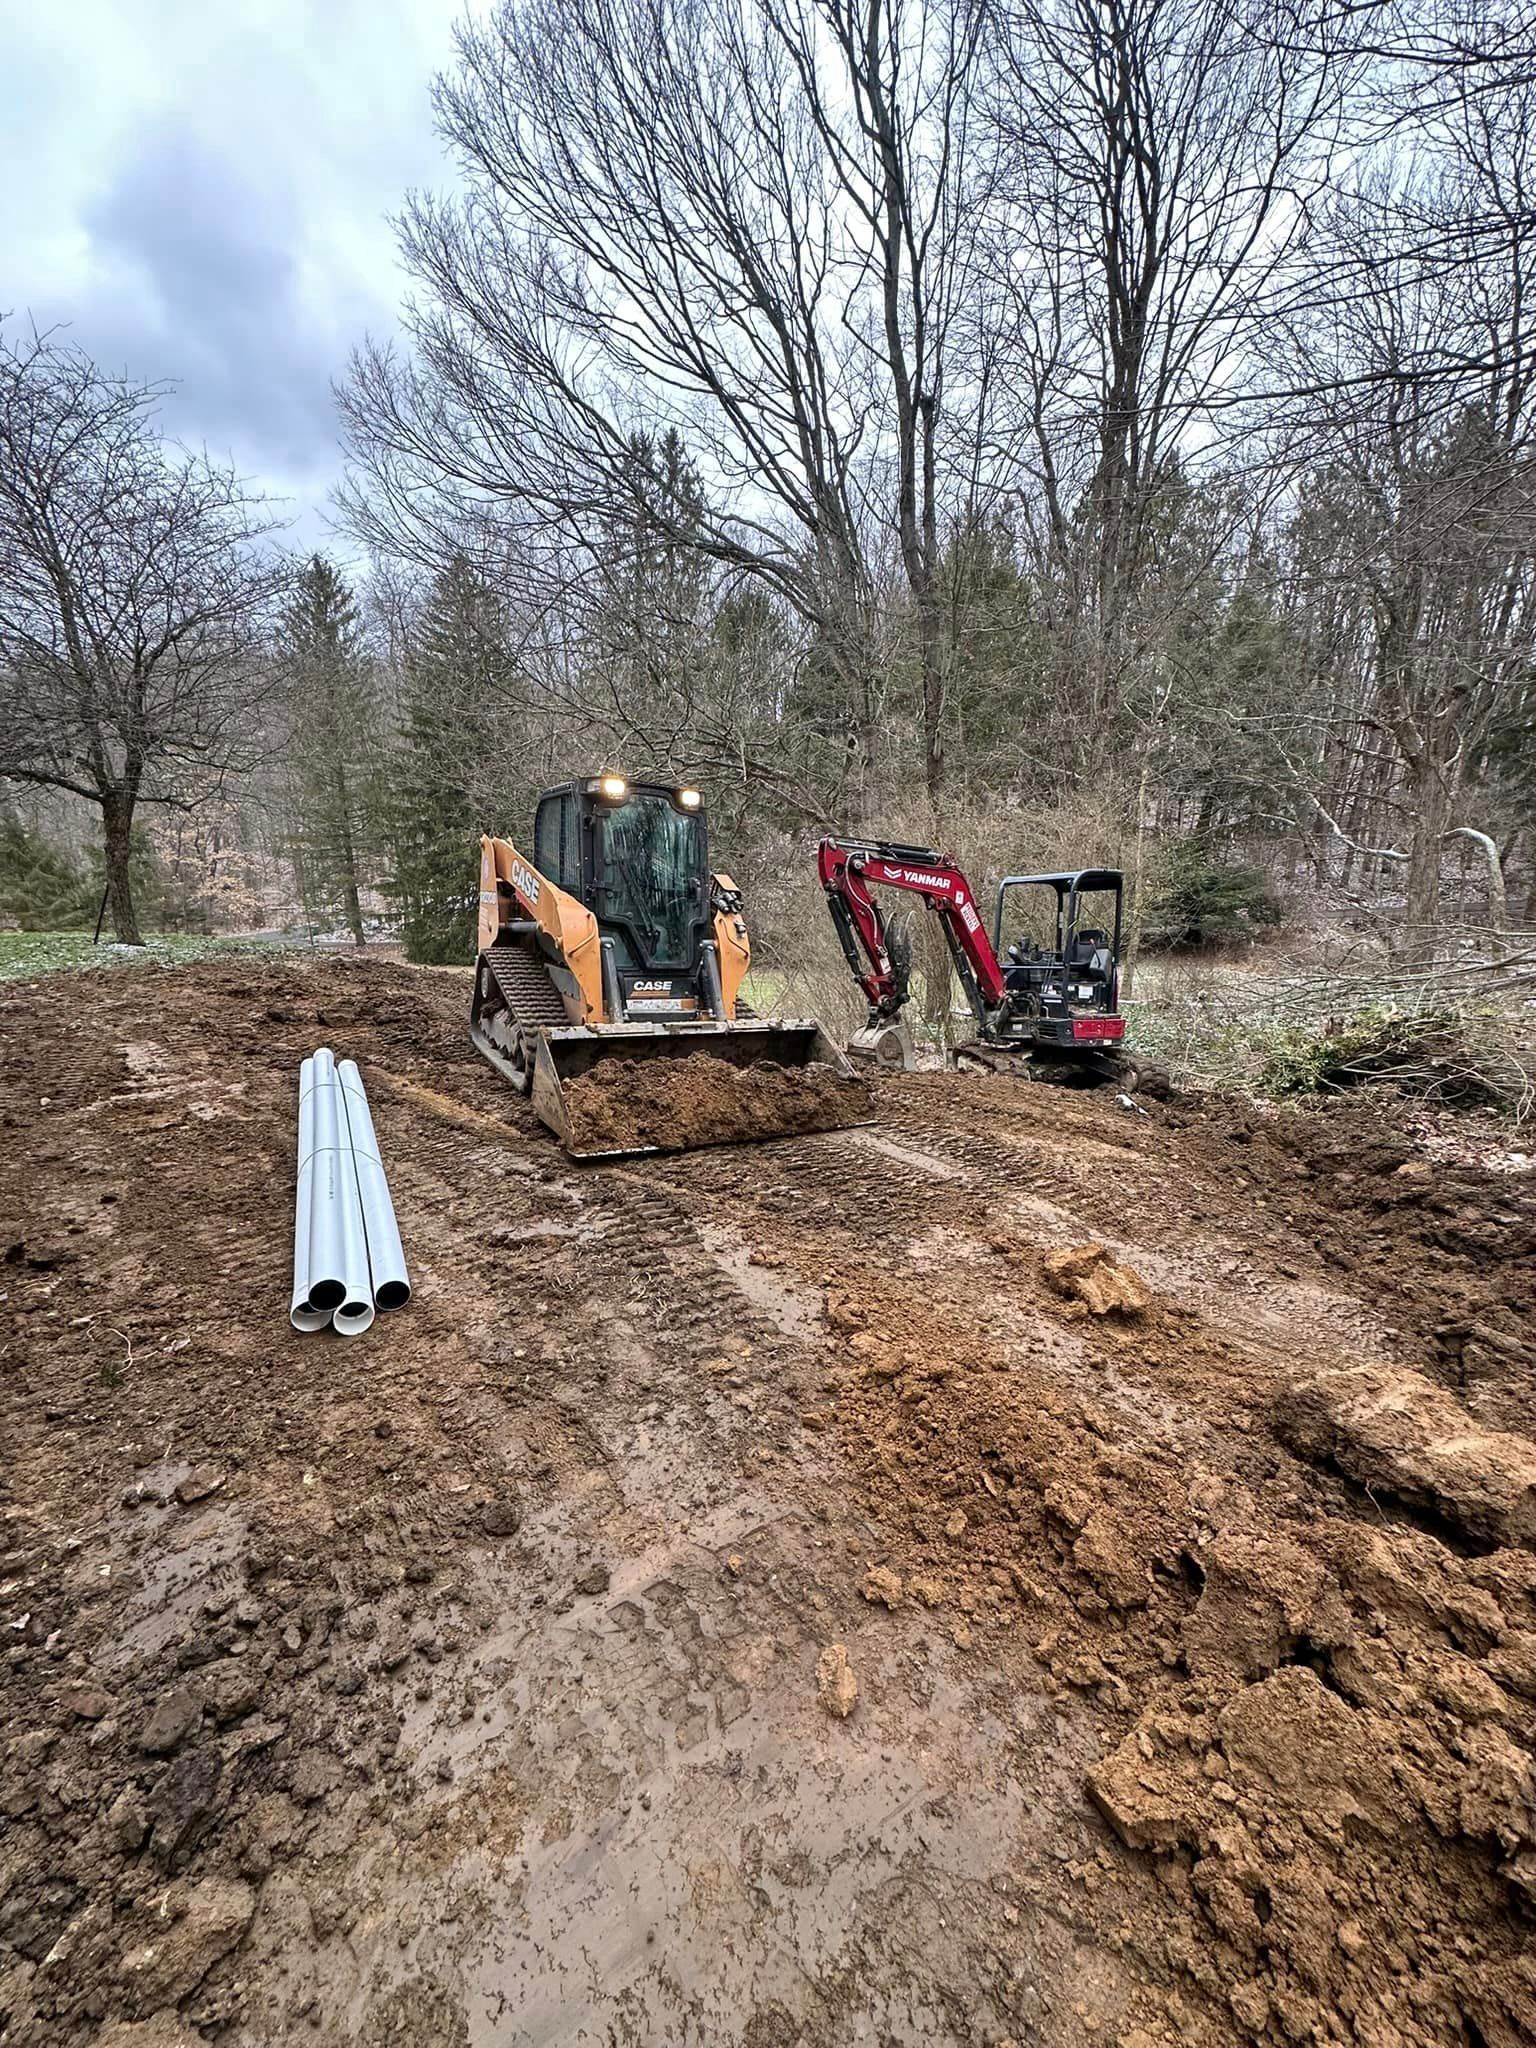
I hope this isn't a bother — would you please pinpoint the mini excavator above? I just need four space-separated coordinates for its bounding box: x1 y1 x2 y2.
818 837 1128 1079
471 774 857 1156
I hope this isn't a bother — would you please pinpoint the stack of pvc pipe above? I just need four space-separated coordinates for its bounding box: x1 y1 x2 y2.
290 1049 411 1336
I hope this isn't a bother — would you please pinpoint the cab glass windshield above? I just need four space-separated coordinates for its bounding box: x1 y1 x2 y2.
597 795 703 964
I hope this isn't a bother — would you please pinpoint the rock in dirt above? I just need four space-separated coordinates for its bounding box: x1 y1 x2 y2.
108 1788 149 1856
65 1684 114 1721
117 1876 255 2006
1181 1533 1337 1682
1089 1668 1401 1857
573 1564 611 1597
559 1050 870 1156
1087 1728 1202 1854
139 1688 203 1755
862 1565 904 1609
1216 1666 1398 1836
146 1748 223 1866
174 1464 225 1506
479 1496 522 1537
288 1752 344 1807
1042 1244 1151 1316
816 1642 858 1718
201 1663 260 1724
1277 1362 1536 1550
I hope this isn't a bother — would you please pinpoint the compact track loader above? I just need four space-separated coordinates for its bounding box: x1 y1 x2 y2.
471 775 861 1158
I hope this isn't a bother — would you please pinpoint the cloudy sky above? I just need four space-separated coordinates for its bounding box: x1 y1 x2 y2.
3 0 467 548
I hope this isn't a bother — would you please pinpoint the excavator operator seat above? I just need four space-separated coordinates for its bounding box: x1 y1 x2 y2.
1067 927 1110 969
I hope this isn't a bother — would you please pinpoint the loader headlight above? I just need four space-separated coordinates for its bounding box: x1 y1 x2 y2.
674 786 702 812
596 773 629 802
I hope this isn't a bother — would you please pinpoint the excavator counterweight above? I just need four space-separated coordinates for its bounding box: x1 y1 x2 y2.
471 778 866 1157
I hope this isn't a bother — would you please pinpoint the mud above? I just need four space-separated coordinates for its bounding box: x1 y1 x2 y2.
558 1047 870 1154
2 951 1535 2047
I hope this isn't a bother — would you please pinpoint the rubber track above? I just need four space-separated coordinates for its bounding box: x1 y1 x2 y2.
484 941 570 1026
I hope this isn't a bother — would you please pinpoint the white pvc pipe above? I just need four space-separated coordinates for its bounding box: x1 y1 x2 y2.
290 1057 329 1332
307 1049 375 1335
337 1059 412 1312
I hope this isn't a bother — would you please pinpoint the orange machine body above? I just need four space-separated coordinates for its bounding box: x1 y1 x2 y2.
481 834 752 1025
712 872 750 1021
478 835 605 1025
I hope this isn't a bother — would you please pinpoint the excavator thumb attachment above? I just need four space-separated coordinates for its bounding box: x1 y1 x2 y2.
530 1020 869 1160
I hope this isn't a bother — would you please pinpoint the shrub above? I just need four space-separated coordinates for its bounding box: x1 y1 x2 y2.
0 817 96 930
1141 839 1284 951
1258 1004 1505 1107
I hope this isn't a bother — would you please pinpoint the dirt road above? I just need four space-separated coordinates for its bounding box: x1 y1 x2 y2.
3 952 1534 2047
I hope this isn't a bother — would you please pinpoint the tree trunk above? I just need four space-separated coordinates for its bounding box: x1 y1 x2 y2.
101 795 143 946
328 762 366 946
917 576 945 814
1402 749 1451 960
1119 756 1151 1002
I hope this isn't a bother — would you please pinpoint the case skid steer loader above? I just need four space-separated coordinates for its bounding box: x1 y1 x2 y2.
471 775 863 1158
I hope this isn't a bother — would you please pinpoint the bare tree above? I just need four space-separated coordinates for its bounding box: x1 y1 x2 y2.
977 0 1355 739
338 0 988 816
0 328 286 943
1268 74 1536 945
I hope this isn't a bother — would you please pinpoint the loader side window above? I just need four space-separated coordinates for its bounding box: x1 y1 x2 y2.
534 793 583 894
534 796 560 886
559 798 581 892
596 795 703 968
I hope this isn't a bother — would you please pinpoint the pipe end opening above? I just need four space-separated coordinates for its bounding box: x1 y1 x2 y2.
375 1280 411 1311
308 1277 346 1312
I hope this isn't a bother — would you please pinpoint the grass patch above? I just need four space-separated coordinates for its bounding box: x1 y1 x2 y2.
0 930 300 984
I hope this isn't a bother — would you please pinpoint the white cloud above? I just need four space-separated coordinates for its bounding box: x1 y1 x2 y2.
1 0 467 543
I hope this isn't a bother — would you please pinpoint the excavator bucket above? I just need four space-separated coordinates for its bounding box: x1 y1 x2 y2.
529 1019 870 1160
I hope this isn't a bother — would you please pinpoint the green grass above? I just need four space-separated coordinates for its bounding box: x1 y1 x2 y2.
0 930 297 984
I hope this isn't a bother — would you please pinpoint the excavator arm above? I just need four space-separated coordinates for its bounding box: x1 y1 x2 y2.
816 839 1009 1031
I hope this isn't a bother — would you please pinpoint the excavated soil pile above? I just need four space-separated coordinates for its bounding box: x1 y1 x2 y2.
558 1048 870 1154
3 949 1535 2048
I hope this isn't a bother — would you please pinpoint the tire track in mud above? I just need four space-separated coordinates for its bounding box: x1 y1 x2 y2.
7 955 1536 2048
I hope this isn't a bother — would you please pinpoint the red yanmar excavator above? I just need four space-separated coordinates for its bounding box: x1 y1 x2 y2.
818 838 1128 1079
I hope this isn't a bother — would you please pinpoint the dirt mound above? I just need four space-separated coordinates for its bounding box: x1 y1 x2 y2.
1278 1360 1536 1550
557 1050 870 1154
1043 1242 1153 1315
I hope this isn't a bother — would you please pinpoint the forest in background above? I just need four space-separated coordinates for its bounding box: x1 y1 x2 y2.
3 0 1535 1090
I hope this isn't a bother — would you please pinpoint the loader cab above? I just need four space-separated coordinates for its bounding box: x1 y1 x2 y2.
993 870 1123 1021
533 776 715 1016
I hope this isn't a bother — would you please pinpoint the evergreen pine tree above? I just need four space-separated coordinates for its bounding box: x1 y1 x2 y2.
384 556 505 964
279 557 377 943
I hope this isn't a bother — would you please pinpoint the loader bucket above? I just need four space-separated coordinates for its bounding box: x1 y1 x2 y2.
530 1019 871 1159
